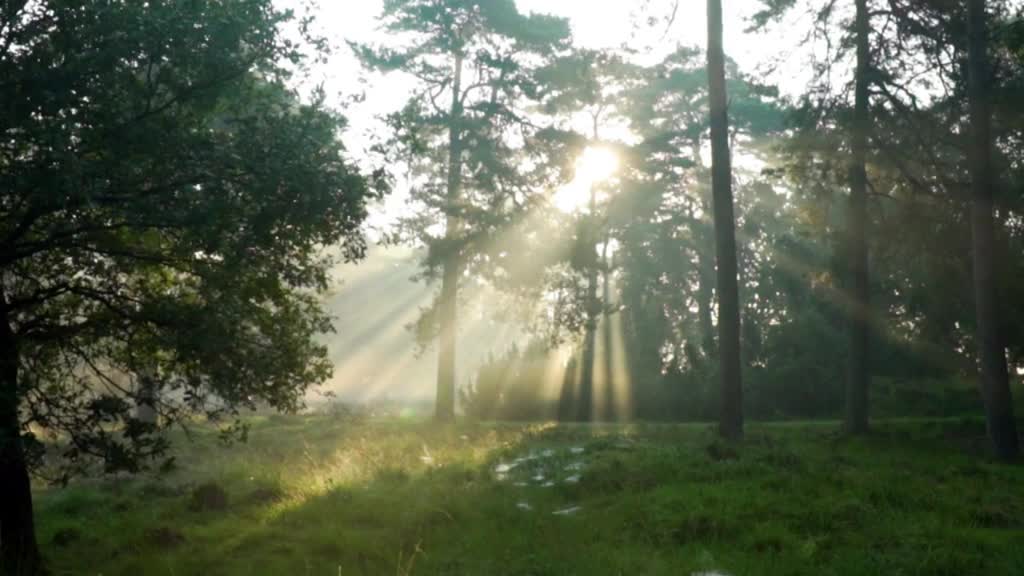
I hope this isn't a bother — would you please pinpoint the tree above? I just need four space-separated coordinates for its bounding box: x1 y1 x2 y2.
353 0 570 421
533 50 639 421
706 0 744 440
0 2 378 572
751 0 945 435
966 0 1020 460
846 0 871 433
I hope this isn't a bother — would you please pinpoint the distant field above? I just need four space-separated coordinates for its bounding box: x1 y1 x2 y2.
34 416 1024 575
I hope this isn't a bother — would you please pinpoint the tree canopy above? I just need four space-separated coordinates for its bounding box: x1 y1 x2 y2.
1 1 380 571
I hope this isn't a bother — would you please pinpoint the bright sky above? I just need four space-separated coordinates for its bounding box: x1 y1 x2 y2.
271 0 809 402
274 0 805 230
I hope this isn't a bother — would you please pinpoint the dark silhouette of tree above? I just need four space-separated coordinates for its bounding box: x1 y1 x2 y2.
846 0 871 434
706 0 744 440
0 2 378 571
966 0 1020 460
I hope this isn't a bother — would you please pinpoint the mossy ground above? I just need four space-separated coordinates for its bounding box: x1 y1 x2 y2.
34 415 1024 575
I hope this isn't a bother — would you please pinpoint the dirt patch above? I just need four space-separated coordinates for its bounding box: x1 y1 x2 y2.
139 482 183 499
706 441 739 462
189 482 229 512
51 527 82 548
973 506 1023 529
146 526 186 549
246 486 285 505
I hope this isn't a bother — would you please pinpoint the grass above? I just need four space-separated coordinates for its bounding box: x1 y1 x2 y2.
34 414 1024 575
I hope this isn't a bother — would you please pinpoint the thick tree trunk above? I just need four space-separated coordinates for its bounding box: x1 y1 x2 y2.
706 0 743 440
846 0 871 435
966 0 1019 460
0 310 41 575
435 53 465 422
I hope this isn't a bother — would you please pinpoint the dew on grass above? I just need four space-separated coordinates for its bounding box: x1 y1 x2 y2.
495 447 589 486
552 506 582 516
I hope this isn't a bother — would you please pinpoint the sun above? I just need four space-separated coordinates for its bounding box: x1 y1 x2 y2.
552 146 620 213
576 146 619 184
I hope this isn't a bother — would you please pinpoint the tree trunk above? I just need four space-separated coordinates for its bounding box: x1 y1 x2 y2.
577 189 599 423
697 244 716 358
706 0 743 440
435 52 465 422
0 309 41 575
845 0 871 435
601 236 614 420
136 369 158 426
966 0 1019 460
693 142 717 358
557 356 579 422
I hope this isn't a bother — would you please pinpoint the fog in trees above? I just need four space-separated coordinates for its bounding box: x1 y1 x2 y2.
3 1 1024 574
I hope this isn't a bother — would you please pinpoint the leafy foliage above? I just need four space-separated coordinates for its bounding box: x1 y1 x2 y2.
1 0 380 480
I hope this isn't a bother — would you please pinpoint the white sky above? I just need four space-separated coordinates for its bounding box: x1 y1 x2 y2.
269 0 811 402
275 0 806 229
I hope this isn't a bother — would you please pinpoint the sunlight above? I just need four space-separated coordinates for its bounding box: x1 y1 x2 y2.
576 146 619 184
553 146 620 213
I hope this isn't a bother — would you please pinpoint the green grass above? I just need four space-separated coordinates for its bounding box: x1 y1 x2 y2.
34 415 1024 575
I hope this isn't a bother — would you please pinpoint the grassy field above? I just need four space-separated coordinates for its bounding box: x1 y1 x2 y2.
34 415 1024 575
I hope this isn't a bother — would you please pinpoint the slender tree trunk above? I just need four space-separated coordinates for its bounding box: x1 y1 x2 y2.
435 53 465 422
845 0 871 435
693 142 717 358
577 187 599 422
135 369 158 426
0 307 41 575
558 356 579 422
601 236 614 420
622 281 652 417
697 222 716 358
706 0 743 440
967 0 1019 460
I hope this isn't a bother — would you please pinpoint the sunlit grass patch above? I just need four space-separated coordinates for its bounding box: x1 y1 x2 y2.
34 415 1024 576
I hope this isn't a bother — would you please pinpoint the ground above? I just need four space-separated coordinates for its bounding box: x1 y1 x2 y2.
34 415 1024 575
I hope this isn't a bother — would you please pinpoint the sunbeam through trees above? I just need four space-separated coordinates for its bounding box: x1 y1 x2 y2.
3 0 1024 574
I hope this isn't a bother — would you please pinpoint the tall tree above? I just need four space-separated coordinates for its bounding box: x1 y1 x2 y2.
966 0 1020 460
531 49 642 421
846 0 872 433
0 2 377 571
706 0 744 439
354 0 569 421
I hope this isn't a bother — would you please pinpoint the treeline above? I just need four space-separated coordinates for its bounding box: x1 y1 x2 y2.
461 336 994 422
355 0 1024 459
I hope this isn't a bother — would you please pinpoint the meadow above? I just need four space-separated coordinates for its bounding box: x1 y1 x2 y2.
34 414 1024 576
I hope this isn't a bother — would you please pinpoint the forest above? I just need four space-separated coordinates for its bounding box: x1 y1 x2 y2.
2 0 1023 574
